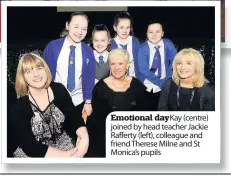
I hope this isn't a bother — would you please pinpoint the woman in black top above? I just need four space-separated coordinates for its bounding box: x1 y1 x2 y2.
9 52 89 158
86 48 149 157
158 48 215 111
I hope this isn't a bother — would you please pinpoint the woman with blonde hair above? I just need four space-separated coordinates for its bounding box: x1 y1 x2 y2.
158 48 215 111
86 48 149 157
9 52 89 158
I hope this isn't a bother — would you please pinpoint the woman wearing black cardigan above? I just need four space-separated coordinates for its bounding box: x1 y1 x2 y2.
86 48 150 157
158 48 215 111
9 52 89 158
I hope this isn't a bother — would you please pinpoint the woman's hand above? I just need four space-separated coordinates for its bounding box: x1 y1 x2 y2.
67 147 79 158
75 137 89 158
74 126 89 158
82 102 92 116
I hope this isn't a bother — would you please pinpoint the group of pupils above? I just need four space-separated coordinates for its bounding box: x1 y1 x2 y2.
43 10 181 113
9 11 215 158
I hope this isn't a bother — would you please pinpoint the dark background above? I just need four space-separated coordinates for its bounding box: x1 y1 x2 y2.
7 6 215 87
7 6 215 43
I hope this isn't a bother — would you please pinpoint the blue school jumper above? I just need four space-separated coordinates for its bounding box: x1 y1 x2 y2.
138 39 177 88
43 37 96 100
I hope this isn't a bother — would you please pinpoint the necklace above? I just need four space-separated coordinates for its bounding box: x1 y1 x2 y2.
110 76 129 90
28 89 58 143
177 80 195 111
29 89 51 124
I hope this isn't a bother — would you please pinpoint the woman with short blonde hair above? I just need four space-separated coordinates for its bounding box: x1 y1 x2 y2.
108 48 130 64
158 48 214 111
86 48 149 157
10 52 89 158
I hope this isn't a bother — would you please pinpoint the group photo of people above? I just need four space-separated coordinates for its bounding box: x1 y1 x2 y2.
6 6 216 158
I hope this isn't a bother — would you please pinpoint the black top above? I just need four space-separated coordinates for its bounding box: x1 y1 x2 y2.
92 77 148 111
8 82 85 157
158 78 215 111
86 77 149 157
176 87 200 111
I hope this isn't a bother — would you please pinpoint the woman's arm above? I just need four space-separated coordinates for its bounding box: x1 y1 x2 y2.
45 146 77 158
82 101 92 117
11 100 77 158
74 126 89 158
53 83 86 139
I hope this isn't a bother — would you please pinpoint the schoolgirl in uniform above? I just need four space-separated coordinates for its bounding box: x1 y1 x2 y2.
110 11 140 79
138 21 177 110
91 24 111 84
43 12 96 116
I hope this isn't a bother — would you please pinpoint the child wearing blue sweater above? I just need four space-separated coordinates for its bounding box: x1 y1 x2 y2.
138 21 177 110
110 11 140 79
43 12 96 116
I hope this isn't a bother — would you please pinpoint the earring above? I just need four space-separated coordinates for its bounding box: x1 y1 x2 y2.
126 68 129 76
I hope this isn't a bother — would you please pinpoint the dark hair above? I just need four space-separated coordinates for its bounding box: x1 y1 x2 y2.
113 11 134 36
147 20 164 31
60 12 89 37
90 24 111 52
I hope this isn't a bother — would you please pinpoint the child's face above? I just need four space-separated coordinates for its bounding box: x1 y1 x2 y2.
93 31 109 53
114 19 131 41
66 15 88 43
147 23 164 45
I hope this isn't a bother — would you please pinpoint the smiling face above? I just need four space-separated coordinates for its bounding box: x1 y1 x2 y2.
92 30 110 54
114 19 131 41
175 54 197 80
66 15 88 43
23 65 48 90
147 23 164 45
109 54 128 79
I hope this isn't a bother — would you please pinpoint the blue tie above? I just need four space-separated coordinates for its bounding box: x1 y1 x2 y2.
150 45 161 78
99 56 104 64
120 44 127 50
67 45 76 92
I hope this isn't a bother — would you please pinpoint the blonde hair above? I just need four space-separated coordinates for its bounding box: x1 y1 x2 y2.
108 48 130 64
15 52 52 96
172 48 208 87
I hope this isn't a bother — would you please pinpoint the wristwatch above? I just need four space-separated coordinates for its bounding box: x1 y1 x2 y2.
85 100 91 104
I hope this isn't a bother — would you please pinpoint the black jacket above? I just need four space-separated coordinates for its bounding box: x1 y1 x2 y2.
158 78 215 111
8 82 85 157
